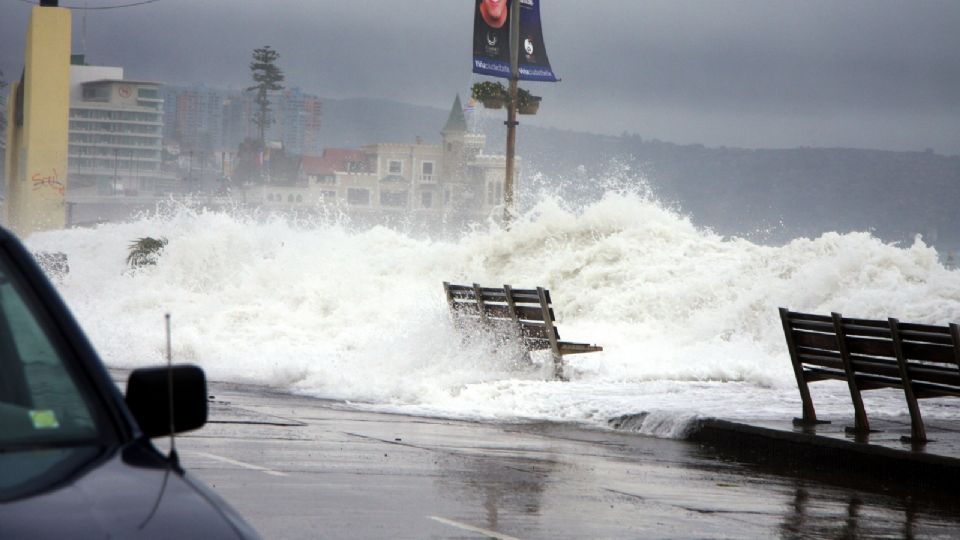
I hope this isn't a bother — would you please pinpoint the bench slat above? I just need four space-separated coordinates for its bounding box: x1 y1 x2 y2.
901 341 958 364
841 318 890 329
836 323 891 339
908 364 960 387
899 322 953 335
509 290 544 303
790 320 835 333
792 330 838 351
803 366 847 382
558 342 603 354
787 312 833 323
481 304 554 322
898 329 955 346
845 336 896 358
797 351 843 371
914 382 960 399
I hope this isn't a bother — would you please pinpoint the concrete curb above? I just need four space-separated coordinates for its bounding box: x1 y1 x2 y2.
687 418 960 492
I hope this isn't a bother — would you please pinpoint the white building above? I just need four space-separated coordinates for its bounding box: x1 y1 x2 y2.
245 95 514 223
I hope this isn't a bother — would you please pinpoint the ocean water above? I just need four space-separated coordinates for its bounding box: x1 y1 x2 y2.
26 191 960 438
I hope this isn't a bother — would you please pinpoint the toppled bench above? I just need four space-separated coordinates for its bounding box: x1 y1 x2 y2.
444 282 602 380
780 307 960 443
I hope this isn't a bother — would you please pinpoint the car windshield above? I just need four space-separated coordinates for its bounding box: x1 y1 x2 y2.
0 251 105 450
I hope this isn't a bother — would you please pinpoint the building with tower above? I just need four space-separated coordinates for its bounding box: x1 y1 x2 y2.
240 95 512 224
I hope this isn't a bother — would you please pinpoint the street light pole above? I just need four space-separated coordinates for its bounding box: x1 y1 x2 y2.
503 0 521 226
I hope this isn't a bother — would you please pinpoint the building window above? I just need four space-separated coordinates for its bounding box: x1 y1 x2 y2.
347 188 370 206
444 189 451 204
421 191 433 208
320 190 337 201
380 190 408 207
388 160 403 175
82 86 110 102
296 195 303 203
288 194 294 203
420 161 434 182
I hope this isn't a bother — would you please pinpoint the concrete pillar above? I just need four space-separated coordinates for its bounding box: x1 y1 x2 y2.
4 6 71 237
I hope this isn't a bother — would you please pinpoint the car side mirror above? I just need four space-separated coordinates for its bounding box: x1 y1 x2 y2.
125 365 208 438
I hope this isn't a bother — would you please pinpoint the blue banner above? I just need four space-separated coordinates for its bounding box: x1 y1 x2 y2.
517 0 558 82
472 0 558 82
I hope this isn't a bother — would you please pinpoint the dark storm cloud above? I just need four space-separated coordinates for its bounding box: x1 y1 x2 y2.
2 0 959 153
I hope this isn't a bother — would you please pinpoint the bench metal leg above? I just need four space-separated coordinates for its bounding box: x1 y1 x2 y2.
889 318 928 444
781 308 828 426
552 353 567 381
833 313 871 434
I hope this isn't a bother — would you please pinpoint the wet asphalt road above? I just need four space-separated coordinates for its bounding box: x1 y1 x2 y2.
173 382 960 539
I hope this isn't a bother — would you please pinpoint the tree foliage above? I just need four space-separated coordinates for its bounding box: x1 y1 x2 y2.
246 46 285 148
127 237 168 268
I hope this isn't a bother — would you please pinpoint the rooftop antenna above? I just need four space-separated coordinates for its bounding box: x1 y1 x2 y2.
165 313 179 469
138 312 178 530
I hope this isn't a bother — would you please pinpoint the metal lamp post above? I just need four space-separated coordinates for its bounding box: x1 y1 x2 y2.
503 0 521 226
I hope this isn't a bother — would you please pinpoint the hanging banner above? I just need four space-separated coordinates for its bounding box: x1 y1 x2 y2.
517 0 559 82
472 0 513 78
472 0 559 82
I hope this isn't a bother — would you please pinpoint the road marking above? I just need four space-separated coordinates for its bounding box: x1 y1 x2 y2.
428 516 521 540
192 451 288 477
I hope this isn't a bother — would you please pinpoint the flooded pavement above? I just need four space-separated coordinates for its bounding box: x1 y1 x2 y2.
169 381 960 539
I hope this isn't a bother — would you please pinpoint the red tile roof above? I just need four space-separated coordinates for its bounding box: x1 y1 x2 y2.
301 149 367 175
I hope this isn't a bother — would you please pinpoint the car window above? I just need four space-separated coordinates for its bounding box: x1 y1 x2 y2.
0 252 104 449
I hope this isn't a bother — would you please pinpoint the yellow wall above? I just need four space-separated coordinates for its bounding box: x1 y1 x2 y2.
4 6 71 238
3 81 21 227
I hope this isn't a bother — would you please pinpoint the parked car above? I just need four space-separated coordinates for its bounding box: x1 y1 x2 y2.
0 226 258 539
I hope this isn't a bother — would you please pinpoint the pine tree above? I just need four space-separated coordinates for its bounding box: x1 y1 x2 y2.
246 46 285 148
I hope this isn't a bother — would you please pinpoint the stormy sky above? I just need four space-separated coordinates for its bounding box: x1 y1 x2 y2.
2 0 959 154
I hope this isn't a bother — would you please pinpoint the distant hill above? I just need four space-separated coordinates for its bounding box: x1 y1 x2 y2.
319 98 960 251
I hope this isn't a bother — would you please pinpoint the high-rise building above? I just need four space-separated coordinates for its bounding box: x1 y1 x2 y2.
276 88 322 156
162 85 228 154
67 60 176 196
168 86 322 156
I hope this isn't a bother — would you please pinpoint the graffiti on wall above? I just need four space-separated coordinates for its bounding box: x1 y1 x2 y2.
31 168 65 195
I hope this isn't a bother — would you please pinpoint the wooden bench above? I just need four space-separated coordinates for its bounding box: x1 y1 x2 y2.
780 307 960 442
444 282 602 380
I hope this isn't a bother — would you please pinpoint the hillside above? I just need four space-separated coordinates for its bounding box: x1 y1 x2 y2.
319 98 960 250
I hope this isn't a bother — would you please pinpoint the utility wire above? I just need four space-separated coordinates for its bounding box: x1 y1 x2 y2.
13 0 161 10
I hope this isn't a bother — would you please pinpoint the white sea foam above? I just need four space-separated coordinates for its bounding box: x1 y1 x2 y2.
25 190 960 437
